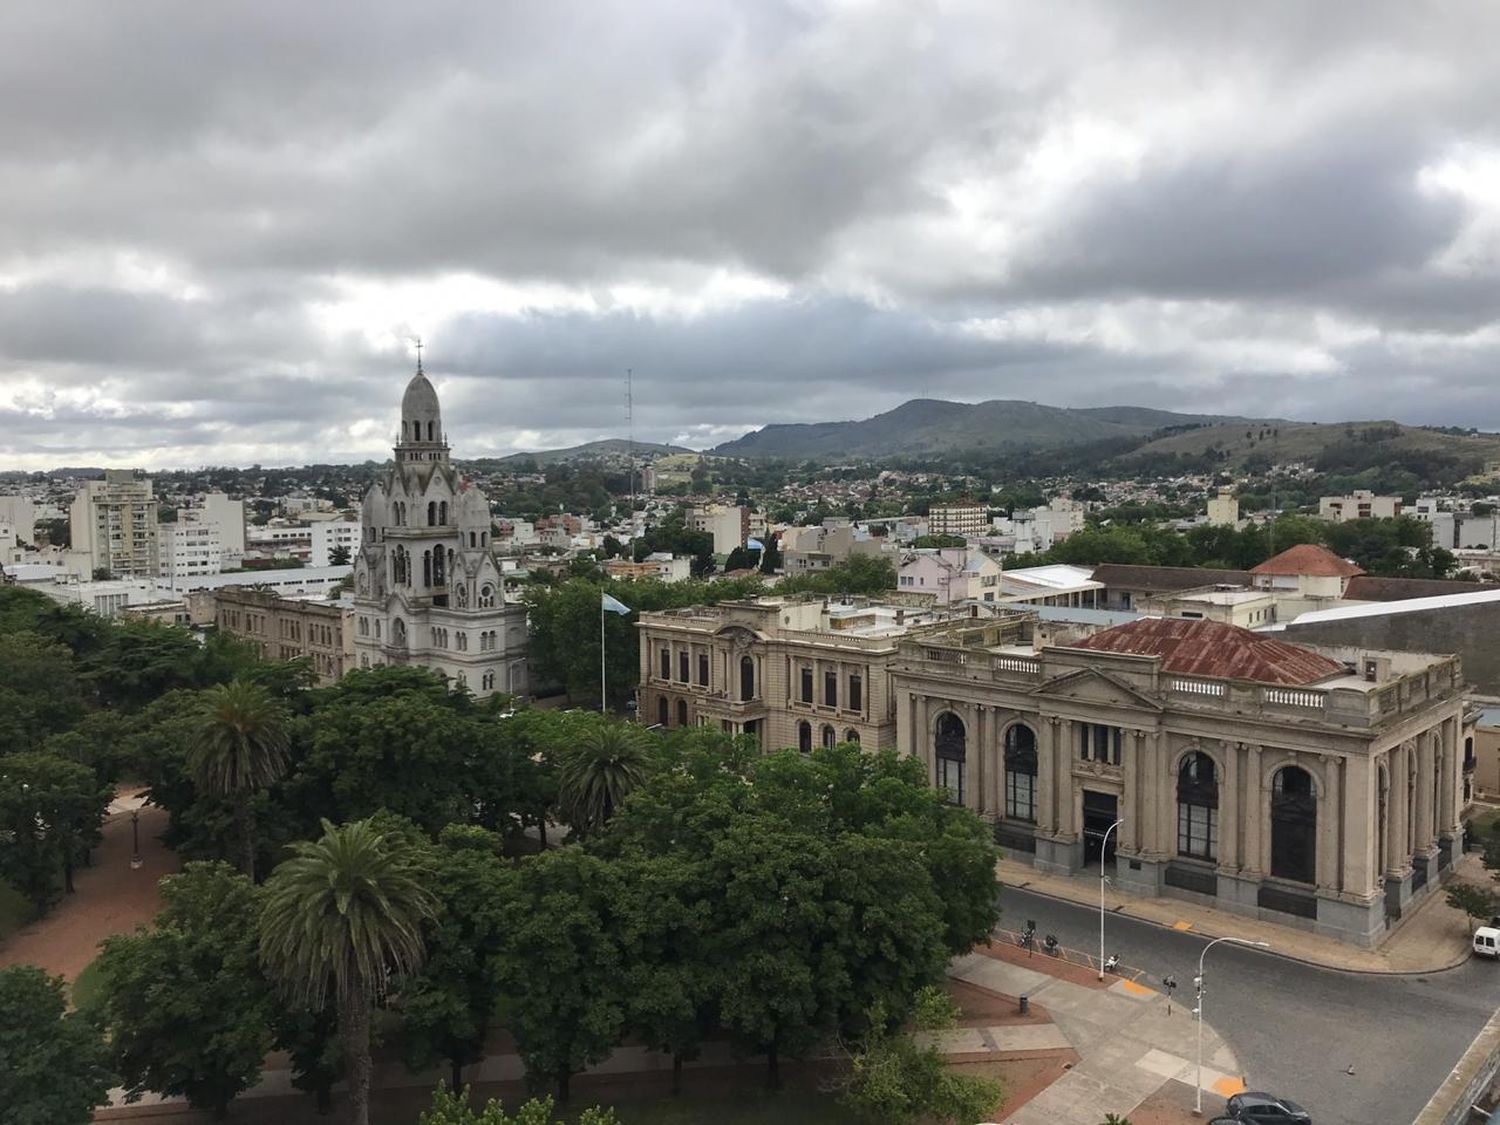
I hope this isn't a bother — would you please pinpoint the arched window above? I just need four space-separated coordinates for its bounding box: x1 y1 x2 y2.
423 550 432 587
798 721 812 753
676 699 688 728
821 724 836 749
845 729 860 745
428 501 437 526
1271 766 1316 884
479 584 495 608
469 532 477 548
1177 751 1219 861
935 712 966 805
740 655 755 701
439 501 448 524
391 618 407 648
1004 724 1037 822
657 697 669 726
427 420 434 442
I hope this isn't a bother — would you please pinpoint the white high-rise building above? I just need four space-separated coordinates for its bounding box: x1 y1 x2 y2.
0 496 37 545
201 492 246 568
69 470 159 578
311 518 361 568
159 517 223 580
353 361 527 698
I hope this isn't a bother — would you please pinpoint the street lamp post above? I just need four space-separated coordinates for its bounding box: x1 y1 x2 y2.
1098 818 1123 980
1194 936 1270 1115
129 809 141 870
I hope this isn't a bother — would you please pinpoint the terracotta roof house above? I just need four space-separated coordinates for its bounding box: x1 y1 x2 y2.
1090 563 1253 611
1250 544 1363 597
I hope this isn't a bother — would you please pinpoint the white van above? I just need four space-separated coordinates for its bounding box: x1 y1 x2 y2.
1474 927 1500 958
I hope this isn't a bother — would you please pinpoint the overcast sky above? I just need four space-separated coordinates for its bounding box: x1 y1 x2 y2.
2 1 1498 470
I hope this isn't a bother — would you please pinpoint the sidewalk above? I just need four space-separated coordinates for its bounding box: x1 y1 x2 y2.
997 852 1486 974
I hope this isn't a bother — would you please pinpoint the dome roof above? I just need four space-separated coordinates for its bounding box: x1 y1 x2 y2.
401 371 441 425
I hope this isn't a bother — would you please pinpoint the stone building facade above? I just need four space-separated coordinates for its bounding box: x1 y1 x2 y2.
352 362 528 698
215 587 353 685
636 596 967 751
890 615 1470 946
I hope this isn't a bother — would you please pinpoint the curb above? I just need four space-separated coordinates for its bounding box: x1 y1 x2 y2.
999 876 1474 978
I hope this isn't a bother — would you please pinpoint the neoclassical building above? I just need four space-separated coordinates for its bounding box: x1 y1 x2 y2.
890 615 1471 946
352 361 528 698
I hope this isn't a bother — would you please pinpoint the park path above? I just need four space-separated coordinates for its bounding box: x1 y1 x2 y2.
0 790 175 982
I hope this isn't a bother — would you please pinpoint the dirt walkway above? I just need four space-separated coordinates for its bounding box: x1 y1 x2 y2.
0 793 175 981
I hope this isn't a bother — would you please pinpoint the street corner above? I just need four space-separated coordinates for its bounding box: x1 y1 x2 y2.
1110 977 1158 1000
1120 1077 1232 1124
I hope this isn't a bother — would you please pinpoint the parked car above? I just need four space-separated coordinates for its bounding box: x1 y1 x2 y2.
1475 926 1500 959
1224 1091 1312 1123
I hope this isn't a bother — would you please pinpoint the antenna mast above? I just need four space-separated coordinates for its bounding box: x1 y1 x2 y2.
626 367 635 520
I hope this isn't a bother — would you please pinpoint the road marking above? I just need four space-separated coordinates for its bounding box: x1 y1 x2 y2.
1118 979 1155 997
1172 920 1194 931
1213 1075 1248 1096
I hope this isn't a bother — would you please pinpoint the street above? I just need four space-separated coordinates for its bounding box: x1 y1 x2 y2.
1002 886 1500 1125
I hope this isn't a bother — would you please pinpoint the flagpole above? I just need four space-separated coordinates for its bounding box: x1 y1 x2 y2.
600 593 607 713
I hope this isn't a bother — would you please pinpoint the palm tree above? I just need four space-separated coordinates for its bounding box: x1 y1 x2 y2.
557 722 652 836
259 818 436 1125
192 679 291 879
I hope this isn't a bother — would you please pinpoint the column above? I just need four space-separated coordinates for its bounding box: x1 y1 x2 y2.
895 685 911 760
1243 745 1263 875
1153 733 1174 861
1219 740 1239 871
974 705 988 815
1343 754 1374 898
966 703 981 813
1036 717 1058 835
917 696 931 780
1440 715 1462 837
1315 756 1341 891
1389 742 1410 870
1415 736 1434 853
1121 730 1141 853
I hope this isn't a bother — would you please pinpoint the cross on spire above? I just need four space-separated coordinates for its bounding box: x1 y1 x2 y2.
414 335 424 375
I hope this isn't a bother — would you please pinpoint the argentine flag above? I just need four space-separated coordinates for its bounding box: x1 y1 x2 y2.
601 592 632 615
747 537 766 551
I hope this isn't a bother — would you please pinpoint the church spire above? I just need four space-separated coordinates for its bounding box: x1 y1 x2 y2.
415 335 424 376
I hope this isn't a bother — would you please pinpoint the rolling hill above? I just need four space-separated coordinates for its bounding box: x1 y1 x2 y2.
483 439 692 467
710 399 1253 460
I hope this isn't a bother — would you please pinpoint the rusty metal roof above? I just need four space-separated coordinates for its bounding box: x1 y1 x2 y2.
1068 617 1345 685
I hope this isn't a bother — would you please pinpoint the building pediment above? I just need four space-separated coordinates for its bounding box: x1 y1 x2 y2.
1036 667 1162 712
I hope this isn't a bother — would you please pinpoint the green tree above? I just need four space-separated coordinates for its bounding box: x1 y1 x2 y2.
0 965 113 1125
0 632 83 754
557 721 652 837
0 751 112 908
328 545 352 566
496 847 625 1102
272 1003 344 1116
93 862 276 1118
192 680 292 879
399 826 515 1092
1447 883 1500 929
419 1085 618 1125
260 818 438 1125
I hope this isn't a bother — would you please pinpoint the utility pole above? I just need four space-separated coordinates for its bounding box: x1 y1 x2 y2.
626 368 635 520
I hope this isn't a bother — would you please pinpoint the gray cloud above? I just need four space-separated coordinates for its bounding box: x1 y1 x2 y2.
0 1 1497 468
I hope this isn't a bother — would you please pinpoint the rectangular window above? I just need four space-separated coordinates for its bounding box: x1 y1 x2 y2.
800 666 813 704
679 650 690 682
697 652 709 687
1178 804 1218 861
1082 724 1122 764
824 670 837 708
848 674 863 713
936 756 965 806
660 648 670 680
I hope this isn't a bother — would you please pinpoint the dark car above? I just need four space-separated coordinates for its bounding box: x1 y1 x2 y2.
1225 1091 1312 1123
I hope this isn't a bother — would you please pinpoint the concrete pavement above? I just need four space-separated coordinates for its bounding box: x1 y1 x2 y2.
952 943 1241 1124
996 852 1486 974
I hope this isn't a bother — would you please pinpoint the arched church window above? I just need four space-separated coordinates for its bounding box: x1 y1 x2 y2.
1004 724 1037 822
423 550 432 587
935 713 966 806
479 584 495 609
440 501 448 524
428 501 437 526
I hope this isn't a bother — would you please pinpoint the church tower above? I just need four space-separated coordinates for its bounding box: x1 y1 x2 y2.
351 355 528 698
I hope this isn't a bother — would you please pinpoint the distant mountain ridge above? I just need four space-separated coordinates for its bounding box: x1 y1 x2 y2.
710 399 1255 460
484 438 691 467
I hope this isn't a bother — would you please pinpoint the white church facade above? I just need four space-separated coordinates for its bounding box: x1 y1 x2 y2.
352 360 528 698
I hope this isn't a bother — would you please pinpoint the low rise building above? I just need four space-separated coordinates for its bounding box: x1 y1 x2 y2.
898 548 1004 604
891 614 1468 946
215 587 353 685
603 553 692 583
1319 490 1402 522
1206 489 1240 528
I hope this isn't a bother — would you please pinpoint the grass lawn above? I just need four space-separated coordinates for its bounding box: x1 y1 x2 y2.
0 878 32 942
70 956 106 1010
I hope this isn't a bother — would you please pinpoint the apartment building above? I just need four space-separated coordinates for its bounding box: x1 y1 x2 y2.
158 518 223 581
215 587 353 685
897 548 1003 604
688 503 750 555
1319 490 1402 522
69 470 159 578
928 502 989 537
311 518 362 567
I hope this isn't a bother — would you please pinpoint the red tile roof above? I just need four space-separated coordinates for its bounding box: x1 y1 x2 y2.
1249 543 1364 578
1067 617 1345 685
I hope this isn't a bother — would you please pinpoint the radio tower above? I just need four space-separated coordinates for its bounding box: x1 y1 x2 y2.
626 368 635 523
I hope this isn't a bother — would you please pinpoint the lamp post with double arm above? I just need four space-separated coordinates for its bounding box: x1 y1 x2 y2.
1194 936 1269 1114
1098 818 1123 980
